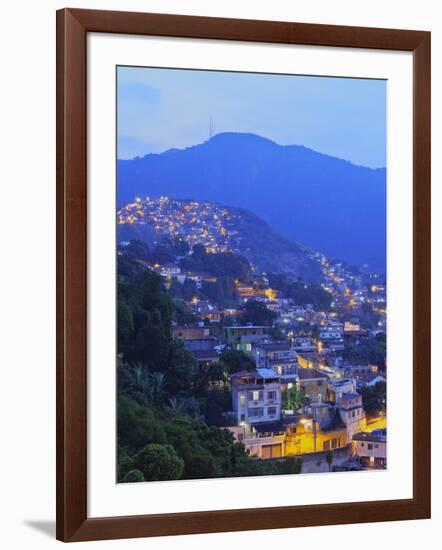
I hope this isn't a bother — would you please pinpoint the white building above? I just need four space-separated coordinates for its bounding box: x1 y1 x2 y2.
231 369 282 425
253 341 298 374
228 424 286 459
338 392 366 440
160 263 181 278
318 321 344 341
353 429 387 468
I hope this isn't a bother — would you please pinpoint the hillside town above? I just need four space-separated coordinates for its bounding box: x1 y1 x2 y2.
118 196 242 254
118 196 387 476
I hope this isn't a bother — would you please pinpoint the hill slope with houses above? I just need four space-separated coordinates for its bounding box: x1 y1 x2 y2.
117 132 386 271
117 196 323 283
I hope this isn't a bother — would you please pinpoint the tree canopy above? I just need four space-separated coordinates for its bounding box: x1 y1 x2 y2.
117 254 303 482
180 245 251 280
241 300 277 326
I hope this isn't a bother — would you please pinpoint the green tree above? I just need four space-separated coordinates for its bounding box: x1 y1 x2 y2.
117 447 135 480
361 381 387 417
285 281 332 311
173 299 198 324
204 387 232 426
241 300 277 326
180 246 251 280
282 386 305 411
123 239 150 261
219 349 256 375
167 341 197 397
121 469 145 483
117 396 166 451
343 339 386 370
127 363 151 404
276 457 303 475
134 443 184 481
325 450 334 471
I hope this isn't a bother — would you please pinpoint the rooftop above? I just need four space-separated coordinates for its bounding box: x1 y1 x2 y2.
251 421 285 434
257 367 280 379
226 325 267 330
353 429 386 443
342 392 361 400
256 341 293 352
231 369 280 383
297 368 328 381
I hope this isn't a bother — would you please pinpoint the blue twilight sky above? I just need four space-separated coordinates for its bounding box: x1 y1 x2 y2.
117 66 386 168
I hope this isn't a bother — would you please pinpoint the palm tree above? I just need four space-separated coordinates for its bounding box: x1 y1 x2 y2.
122 364 168 407
124 363 151 404
149 371 167 406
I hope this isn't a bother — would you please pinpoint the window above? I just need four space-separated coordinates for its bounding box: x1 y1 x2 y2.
331 438 337 449
268 406 277 416
352 410 356 417
368 443 373 450
240 413 245 422
239 395 246 407
323 440 330 451
249 390 262 401
248 407 264 418
237 433 244 442
267 391 276 401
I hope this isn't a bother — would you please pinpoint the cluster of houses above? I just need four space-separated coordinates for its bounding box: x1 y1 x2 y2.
117 196 240 254
118 197 387 471
320 258 386 329
172 323 387 470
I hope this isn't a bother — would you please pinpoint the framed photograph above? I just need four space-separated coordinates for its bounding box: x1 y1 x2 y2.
56 8 431 542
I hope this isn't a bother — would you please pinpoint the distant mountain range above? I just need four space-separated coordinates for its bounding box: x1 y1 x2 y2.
118 132 386 271
118 198 323 283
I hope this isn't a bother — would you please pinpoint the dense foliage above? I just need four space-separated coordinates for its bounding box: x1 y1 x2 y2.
267 273 332 311
180 244 251 280
241 300 278 326
343 336 386 370
361 381 387 417
117 254 302 482
282 386 305 411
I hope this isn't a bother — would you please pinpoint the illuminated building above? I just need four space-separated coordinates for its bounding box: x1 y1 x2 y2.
352 429 387 468
231 369 282 426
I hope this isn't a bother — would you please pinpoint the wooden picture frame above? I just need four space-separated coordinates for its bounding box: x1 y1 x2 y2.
56 8 431 542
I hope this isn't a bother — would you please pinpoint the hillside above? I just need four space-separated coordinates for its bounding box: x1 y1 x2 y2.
117 132 386 271
117 197 323 283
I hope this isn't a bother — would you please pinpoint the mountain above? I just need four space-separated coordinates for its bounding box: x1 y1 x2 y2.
118 132 386 271
117 197 323 283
